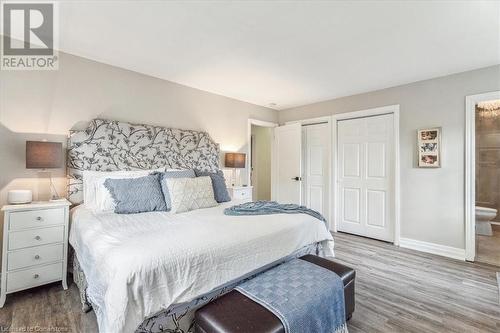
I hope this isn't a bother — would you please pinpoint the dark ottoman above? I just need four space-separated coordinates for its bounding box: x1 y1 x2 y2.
195 255 355 333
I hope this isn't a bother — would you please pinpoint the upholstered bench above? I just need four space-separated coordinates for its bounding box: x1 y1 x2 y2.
194 255 355 333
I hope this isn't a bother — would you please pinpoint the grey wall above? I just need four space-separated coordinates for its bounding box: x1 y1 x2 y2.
0 51 277 250
279 65 500 249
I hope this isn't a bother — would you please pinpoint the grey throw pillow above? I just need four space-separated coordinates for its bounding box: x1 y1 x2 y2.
160 169 196 210
195 169 231 203
104 173 167 214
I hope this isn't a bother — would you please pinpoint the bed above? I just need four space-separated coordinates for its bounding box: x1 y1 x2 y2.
67 119 334 333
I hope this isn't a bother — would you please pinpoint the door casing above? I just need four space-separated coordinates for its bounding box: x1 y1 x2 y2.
465 91 500 261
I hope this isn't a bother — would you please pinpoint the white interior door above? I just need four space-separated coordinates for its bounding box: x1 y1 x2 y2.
302 123 330 221
337 114 394 242
250 134 257 199
273 123 302 204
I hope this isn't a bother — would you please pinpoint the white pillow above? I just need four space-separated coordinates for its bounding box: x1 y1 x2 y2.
83 168 165 212
166 176 217 214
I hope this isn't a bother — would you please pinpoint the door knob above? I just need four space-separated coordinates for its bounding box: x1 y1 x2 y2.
35 236 41 240
291 176 302 181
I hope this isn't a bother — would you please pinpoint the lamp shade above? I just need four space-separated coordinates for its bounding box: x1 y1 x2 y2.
26 141 62 169
225 152 246 168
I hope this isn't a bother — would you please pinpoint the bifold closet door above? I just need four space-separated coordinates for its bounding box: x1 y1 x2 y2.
337 114 394 242
302 123 329 221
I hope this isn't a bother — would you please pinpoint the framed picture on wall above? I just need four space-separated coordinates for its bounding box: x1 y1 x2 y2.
417 127 441 168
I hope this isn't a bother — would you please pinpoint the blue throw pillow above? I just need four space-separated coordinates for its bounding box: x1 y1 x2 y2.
160 169 196 210
195 169 231 203
104 173 167 214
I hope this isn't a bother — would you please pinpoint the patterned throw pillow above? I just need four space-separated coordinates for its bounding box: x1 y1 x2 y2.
83 168 165 212
104 173 167 214
160 169 196 210
194 169 231 203
166 176 218 214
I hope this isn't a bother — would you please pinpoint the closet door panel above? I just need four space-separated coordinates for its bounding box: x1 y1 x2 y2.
303 123 330 222
337 114 394 242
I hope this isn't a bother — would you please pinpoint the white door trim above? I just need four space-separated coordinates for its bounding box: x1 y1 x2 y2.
285 115 332 126
332 105 400 245
465 91 500 261
247 119 278 198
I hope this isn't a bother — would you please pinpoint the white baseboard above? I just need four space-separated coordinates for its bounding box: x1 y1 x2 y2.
399 237 466 261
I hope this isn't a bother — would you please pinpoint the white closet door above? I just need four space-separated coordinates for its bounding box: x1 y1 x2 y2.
274 123 302 204
303 123 330 221
337 114 394 242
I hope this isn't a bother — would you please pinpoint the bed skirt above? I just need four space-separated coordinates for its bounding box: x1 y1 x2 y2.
72 243 324 333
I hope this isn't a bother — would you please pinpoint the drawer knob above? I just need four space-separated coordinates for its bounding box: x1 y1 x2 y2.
36 216 43 221
35 236 41 241
34 274 39 279
34 255 40 260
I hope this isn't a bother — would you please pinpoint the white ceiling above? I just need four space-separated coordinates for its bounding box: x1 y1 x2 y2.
51 1 500 109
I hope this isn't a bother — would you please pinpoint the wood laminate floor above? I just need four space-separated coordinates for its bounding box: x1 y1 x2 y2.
0 232 499 333
334 232 500 333
476 224 500 266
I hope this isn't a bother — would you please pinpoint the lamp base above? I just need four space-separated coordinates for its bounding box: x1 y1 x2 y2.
8 190 33 204
234 168 241 187
49 197 66 202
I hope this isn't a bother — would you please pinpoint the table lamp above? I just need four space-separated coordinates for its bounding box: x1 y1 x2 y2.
224 152 246 186
26 141 63 201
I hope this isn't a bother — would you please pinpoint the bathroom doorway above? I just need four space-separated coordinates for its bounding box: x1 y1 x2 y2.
248 119 277 201
475 99 500 265
465 92 500 265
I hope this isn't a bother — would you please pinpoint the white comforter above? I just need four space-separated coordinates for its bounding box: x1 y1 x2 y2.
69 201 334 333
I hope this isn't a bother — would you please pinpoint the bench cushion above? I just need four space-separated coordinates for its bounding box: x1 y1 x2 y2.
195 255 355 333
300 255 355 285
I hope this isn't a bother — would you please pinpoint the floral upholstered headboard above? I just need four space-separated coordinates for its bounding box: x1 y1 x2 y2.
67 119 220 204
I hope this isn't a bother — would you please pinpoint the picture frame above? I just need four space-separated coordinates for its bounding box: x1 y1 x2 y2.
417 127 441 168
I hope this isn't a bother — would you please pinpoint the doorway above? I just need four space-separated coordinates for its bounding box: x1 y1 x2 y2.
333 105 400 244
466 93 500 266
251 125 273 200
248 119 277 201
465 91 500 264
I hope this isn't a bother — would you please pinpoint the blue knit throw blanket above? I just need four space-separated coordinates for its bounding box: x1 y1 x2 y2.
236 259 348 333
224 200 326 224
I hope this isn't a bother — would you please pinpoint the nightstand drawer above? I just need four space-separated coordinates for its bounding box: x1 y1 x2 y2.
7 244 63 271
7 262 63 292
8 226 64 250
233 188 252 200
9 208 64 230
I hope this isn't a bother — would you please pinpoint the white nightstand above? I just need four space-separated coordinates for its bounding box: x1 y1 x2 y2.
0 200 71 307
227 186 253 201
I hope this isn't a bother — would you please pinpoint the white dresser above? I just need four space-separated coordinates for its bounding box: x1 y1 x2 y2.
1 200 71 307
227 186 253 201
